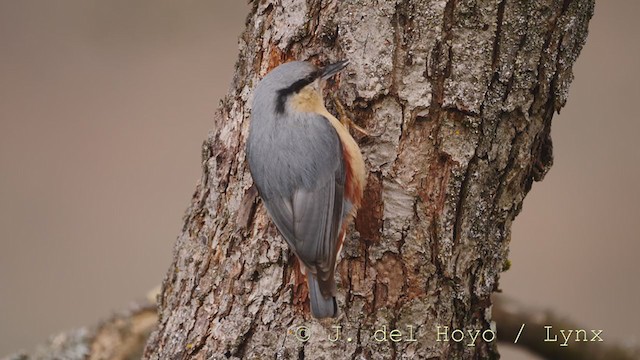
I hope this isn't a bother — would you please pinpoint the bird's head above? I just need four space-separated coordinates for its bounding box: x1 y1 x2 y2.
252 60 349 117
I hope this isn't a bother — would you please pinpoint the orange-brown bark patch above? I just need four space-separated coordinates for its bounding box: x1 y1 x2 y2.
355 172 383 244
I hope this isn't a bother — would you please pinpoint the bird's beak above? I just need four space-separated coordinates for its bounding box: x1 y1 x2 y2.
320 60 349 79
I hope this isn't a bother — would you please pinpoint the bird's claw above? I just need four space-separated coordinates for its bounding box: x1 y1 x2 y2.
332 95 370 137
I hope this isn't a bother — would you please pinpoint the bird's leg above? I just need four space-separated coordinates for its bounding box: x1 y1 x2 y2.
331 95 369 137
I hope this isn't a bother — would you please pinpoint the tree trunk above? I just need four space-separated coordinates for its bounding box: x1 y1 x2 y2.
143 0 594 358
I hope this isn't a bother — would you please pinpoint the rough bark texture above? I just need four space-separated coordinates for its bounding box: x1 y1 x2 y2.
144 1 594 359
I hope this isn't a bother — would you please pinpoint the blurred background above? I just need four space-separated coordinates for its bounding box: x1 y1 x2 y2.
0 1 637 359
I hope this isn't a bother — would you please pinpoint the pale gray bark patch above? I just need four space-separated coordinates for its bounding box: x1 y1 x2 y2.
338 2 397 99
361 97 403 174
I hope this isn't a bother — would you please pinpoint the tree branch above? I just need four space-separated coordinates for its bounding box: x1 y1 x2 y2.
2 301 156 360
494 296 640 360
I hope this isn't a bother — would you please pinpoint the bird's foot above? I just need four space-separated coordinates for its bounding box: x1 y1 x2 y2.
332 95 369 137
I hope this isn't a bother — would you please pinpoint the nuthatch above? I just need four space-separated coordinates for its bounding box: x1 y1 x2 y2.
246 60 366 318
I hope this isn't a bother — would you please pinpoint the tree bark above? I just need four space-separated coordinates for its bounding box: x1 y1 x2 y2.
143 0 594 359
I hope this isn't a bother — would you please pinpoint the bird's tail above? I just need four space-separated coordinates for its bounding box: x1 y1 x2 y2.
307 272 337 319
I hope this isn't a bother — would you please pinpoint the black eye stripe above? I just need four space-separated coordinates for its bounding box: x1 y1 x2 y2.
275 70 321 114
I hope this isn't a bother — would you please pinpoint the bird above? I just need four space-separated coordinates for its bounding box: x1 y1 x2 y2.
246 60 366 318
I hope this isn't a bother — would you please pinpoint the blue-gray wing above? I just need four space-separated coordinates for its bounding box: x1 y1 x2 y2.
248 113 345 295
263 170 344 278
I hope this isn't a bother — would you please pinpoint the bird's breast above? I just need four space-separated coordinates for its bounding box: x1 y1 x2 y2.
275 86 366 212
318 110 366 215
